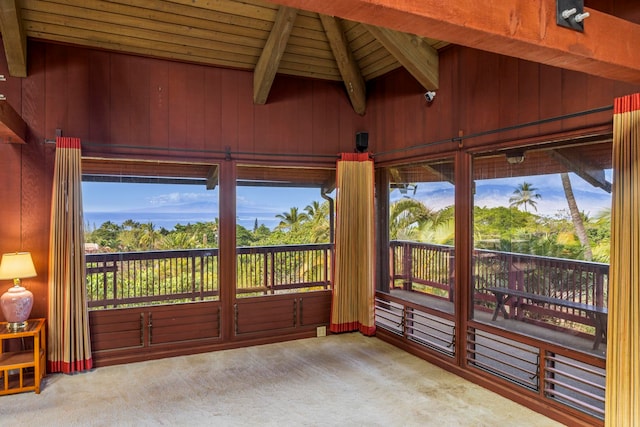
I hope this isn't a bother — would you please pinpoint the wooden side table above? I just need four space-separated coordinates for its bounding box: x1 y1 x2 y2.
0 318 46 395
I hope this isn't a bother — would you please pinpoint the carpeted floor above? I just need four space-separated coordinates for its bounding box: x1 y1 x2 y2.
0 334 563 426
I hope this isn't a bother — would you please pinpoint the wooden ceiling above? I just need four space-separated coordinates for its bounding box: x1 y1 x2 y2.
0 0 446 116
0 0 638 153
1 1 640 118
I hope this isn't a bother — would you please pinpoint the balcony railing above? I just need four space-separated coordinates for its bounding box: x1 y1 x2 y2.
86 243 332 309
390 240 609 327
87 240 607 328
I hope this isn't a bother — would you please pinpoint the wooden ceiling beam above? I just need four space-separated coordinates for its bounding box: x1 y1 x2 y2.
0 0 26 77
266 0 640 84
364 24 438 90
546 149 612 193
422 163 454 185
253 6 298 105
206 166 219 191
319 14 367 115
0 99 26 143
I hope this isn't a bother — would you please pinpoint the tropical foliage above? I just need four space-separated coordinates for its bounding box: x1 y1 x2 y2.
389 186 610 262
85 201 331 252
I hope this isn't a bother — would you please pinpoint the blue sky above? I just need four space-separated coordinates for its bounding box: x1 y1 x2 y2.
82 182 326 230
83 170 612 231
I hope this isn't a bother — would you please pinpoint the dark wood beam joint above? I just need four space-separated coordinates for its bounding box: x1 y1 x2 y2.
265 0 640 84
319 14 367 115
206 166 219 191
546 149 612 193
253 7 298 105
363 24 438 90
0 0 27 77
0 100 26 144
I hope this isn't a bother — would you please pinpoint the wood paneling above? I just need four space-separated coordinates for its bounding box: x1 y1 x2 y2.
235 291 331 334
370 46 640 164
149 303 220 345
90 309 144 352
90 302 222 354
299 291 331 326
235 296 297 334
88 295 328 365
26 41 357 164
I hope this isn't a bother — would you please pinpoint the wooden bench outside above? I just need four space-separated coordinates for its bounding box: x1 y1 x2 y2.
484 286 608 350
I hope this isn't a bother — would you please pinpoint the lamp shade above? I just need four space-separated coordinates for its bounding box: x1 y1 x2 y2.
0 252 37 280
0 252 37 330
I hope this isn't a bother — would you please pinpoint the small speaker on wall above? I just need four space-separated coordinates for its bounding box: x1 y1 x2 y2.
355 132 368 152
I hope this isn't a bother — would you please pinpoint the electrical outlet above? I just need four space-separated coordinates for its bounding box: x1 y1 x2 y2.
316 326 326 337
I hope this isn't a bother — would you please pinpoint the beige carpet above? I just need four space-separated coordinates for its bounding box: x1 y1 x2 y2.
1 334 563 426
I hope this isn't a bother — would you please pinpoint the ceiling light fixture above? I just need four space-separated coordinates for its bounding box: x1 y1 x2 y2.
505 150 526 164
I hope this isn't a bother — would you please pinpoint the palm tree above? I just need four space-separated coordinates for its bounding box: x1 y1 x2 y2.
560 173 593 261
509 182 542 212
275 207 309 232
139 222 159 250
304 201 330 243
159 232 198 250
390 199 441 240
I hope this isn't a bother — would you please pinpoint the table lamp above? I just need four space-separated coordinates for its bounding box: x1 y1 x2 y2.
0 252 37 331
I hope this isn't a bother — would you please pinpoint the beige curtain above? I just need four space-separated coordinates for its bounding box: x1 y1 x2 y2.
48 136 93 373
330 152 376 335
605 93 640 425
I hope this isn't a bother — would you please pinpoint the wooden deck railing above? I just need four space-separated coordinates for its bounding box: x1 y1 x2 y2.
87 240 607 325
86 243 332 309
390 241 609 325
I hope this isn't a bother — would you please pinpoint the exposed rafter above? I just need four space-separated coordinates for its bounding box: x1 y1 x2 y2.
364 24 438 90
268 0 640 84
546 149 612 193
0 99 26 143
319 14 367 115
422 163 454 185
0 0 26 77
206 166 219 191
253 6 298 105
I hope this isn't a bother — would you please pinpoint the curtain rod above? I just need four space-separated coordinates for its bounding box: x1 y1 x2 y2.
43 104 613 160
372 104 613 158
43 139 339 160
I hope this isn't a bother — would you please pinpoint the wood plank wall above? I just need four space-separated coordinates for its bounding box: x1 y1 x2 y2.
368 47 640 164
1 40 639 321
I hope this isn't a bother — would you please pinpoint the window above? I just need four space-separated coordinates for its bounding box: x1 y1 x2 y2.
387 158 456 308
82 159 220 307
471 142 611 354
234 165 335 297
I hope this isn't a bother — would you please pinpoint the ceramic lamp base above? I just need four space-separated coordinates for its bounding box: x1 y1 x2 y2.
1 285 33 328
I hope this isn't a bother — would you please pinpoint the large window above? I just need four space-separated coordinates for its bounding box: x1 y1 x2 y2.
387 158 456 309
471 143 611 354
82 159 220 307
234 165 335 298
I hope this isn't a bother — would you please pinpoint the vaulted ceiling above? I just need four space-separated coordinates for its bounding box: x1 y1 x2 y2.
2 0 639 117
0 0 639 146
0 0 445 116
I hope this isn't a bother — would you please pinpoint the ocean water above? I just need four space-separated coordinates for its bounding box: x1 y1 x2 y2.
84 211 279 231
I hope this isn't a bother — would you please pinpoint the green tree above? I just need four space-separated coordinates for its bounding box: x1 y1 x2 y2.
560 173 593 261
159 232 199 249
509 182 542 213
139 222 160 250
390 198 440 240
304 201 330 243
252 223 271 242
236 224 256 247
275 207 309 232
87 220 122 250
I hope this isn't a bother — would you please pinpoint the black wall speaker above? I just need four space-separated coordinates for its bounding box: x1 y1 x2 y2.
355 132 368 152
